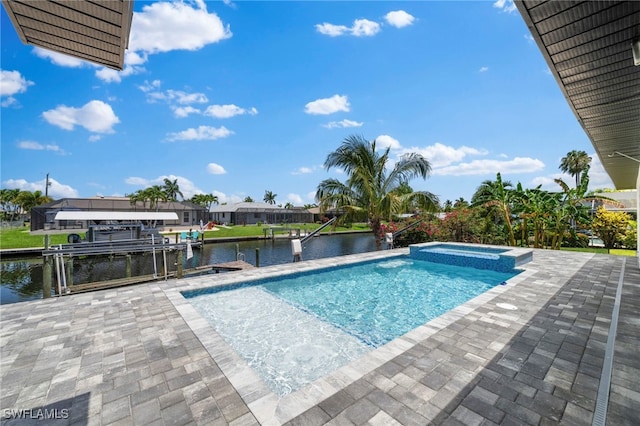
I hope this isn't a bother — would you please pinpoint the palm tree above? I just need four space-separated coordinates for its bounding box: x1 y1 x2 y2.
243 196 254 203
191 193 219 211
263 190 277 205
284 202 294 209
551 166 619 249
559 150 591 188
15 190 52 216
453 197 469 209
472 173 516 246
0 188 20 221
146 185 167 211
316 135 439 250
162 178 183 201
513 183 558 248
128 190 148 210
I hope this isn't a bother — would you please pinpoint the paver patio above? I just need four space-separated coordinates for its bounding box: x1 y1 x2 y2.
0 248 637 425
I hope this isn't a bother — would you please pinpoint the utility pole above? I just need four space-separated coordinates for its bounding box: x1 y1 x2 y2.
45 173 51 197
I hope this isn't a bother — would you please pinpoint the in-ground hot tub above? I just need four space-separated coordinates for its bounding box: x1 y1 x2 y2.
409 242 533 272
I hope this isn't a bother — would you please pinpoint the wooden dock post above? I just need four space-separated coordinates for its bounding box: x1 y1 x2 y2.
43 235 51 298
255 248 260 267
177 250 184 278
42 256 52 298
66 257 74 287
126 255 132 278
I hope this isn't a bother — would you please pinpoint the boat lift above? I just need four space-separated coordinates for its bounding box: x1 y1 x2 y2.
291 217 337 262
42 235 196 296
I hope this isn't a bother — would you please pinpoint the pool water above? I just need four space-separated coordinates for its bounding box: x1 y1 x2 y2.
185 256 518 396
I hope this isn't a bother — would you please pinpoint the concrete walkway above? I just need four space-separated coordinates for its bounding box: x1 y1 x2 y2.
0 249 637 425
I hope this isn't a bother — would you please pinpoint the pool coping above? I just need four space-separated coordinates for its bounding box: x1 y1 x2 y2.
163 246 537 425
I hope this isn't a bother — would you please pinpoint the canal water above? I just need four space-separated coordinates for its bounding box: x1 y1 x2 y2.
0 233 378 305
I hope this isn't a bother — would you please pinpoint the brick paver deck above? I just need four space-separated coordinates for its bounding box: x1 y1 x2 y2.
0 249 637 425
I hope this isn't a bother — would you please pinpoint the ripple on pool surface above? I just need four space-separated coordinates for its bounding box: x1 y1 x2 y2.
187 286 370 396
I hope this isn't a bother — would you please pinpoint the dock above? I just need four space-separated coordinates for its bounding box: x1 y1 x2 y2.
68 273 174 293
63 261 255 294
190 260 255 273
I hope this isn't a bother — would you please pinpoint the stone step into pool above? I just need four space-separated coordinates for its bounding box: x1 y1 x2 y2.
409 242 533 272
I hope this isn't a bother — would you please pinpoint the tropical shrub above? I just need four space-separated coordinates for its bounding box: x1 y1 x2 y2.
591 207 631 249
622 220 637 250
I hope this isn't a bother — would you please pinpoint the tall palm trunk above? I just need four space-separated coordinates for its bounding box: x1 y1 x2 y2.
370 218 383 250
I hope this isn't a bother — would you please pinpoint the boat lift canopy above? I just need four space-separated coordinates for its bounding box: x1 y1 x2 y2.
54 211 179 221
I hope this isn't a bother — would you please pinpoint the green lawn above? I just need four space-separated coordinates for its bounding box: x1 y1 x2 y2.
0 227 69 249
0 223 372 250
560 246 637 256
196 223 370 239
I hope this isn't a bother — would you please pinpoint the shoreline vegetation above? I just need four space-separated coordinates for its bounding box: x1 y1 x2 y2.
0 224 635 257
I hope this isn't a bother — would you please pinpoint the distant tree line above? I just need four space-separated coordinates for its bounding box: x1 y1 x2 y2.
0 189 52 221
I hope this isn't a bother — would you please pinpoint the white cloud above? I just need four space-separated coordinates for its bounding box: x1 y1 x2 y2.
212 191 243 205
1 70 34 97
384 11 415 28
37 2 232 83
207 163 227 174
42 100 120 133
125 174 204 199
402 143 487 167
173 106 201 118
375 135 402 150
139 80 162 92
524 34 535 43
166 125 233 141
1 97 17 107
323 119 363 129
493 0 517 13
130 1 231 53
17 140 65 154
305 94 350 115
315 23 350 37
479 66 489 72
2 178 78 198
351 19 381 37
530 176 558 189
88 135 102 142
287 193 304 205
146 89 208 104
33 47 87 67
95 63 144 83
204 104 258 118
291 166 315 175
434 157 545 176
307 191 317 202
33 45 146 84
316 19 380 37
125 177 149 186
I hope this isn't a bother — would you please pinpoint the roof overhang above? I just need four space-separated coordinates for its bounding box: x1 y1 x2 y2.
54 211 179 221
516 1 640 190
1 0 133 70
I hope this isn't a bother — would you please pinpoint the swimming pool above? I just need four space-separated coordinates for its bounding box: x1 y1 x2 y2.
183 255 519 396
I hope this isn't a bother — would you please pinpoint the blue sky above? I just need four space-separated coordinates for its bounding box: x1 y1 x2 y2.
1 0 614 207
